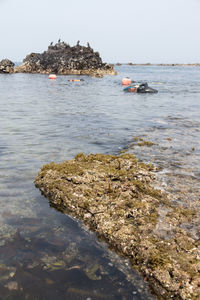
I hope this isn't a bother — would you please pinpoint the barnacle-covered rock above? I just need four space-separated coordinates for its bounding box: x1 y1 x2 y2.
0 59 14 73
15 41 117 77
35 153 200 299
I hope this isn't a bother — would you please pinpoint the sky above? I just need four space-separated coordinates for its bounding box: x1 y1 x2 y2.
0 0 200 63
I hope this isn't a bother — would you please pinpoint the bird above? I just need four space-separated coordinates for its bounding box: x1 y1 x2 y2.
58 38 61 43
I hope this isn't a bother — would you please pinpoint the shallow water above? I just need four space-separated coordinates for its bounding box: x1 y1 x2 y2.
0 65 200 299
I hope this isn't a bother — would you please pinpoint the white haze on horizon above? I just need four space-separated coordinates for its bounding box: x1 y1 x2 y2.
0 0 200 64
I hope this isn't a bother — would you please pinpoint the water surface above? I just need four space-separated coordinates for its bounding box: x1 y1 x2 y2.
0 65 199 299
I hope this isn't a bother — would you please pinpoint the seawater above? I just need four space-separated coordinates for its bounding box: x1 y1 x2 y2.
0 65 199 299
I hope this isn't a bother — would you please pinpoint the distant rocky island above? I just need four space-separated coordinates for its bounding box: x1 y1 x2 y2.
116 62 200 67
13 41 117 77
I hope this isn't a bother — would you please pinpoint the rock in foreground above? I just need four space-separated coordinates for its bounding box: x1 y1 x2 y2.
0 59 15 73
35 153 200 299
15 41 117 77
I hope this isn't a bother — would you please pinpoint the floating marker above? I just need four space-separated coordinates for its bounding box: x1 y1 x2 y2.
49 74 57 79
122 77 131 85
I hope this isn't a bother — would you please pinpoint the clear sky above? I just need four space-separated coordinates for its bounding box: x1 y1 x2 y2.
0 0 199 63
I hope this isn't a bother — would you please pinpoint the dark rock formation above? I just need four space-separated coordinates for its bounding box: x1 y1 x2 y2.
0 59 15 73
15 41 117 77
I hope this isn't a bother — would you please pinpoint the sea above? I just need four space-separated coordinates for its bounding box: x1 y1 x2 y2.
0 65 199 299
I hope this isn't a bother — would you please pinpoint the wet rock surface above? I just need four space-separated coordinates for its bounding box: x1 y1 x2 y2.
0 59 15 73
35 153 200 300
15 41 117 77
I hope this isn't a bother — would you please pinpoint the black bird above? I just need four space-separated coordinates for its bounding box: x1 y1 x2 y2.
58 38 61 43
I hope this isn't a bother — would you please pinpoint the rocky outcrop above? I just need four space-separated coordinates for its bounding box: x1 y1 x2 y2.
35 153 200 300
0 59 15 73
15 41 117 77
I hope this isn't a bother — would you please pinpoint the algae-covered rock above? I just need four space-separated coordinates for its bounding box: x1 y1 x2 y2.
35 153 200 299
0 59 15 73
15 41 117 77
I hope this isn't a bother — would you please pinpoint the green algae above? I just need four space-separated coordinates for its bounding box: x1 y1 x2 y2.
84 263 101 280
132 137 156 147
45 260 66 271
147 251 170 269
138 141 155 147
138 162 155 171
166 206 197 225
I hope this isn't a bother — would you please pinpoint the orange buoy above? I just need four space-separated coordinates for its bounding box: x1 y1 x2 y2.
122 77 131 85
49 74 57 79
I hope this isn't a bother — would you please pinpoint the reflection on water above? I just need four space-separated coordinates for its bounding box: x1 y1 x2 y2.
0 65 200 299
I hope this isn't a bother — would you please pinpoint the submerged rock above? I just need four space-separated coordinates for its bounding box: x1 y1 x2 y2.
15 41 117 77
0 59 15 73
35 153 200 300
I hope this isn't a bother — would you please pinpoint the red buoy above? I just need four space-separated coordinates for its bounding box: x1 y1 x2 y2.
49 74 57 79
122 77 131 85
